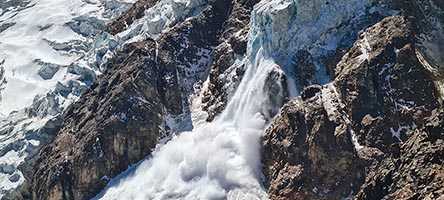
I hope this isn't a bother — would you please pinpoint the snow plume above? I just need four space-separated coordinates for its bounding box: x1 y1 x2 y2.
95 3 288 199
95 0 378 199
95 38 283 200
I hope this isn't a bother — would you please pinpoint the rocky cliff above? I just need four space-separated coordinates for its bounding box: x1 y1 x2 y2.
261 8 444 200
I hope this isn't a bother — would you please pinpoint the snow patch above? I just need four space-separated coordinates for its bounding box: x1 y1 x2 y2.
357 32 371 62
321 83 343 122
350 127 364 151
390 126 409 141
189 80 209 128
116 0 212 44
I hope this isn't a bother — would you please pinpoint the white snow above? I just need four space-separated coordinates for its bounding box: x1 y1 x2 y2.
349 127 364 151
94 47 279 200
0 0 134 196
189 80 209 127
357 33 371 62
0 0 110 115
249 0 374 95
390 126 408 141
321 83 343 122
116 0 212 44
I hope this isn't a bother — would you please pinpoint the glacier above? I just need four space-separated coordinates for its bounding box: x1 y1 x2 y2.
93 0 384 199
0 0 136 196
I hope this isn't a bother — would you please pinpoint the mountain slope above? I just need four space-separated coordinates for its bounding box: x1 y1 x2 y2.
0 0 213 198
0 0 443 199
31 1 231 199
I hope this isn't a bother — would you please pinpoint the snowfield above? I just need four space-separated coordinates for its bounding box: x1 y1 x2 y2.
0 0 135 115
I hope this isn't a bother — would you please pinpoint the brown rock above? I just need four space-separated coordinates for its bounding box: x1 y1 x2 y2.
262 15 443 200
262 87 366 200
354 109 444 200
202 0 260 121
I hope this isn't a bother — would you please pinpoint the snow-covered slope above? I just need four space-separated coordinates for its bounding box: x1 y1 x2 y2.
0 0 133 115
93 0 388 199
0 0 209 197
0 0 136 196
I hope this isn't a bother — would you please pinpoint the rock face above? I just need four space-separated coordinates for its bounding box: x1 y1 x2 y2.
30 0 234 199
292 50 316 90
0 0 138 198
262 14 443 200
262 84 367 199
335 15 440 153
355 109 444 199
28 0 276 199
201 0 258 121
31 40 164 200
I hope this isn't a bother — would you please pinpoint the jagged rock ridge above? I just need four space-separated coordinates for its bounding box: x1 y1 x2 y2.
261 10 444 200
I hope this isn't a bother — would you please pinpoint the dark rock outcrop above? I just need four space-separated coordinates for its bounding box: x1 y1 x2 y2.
262 15 443 200
389 0 444 98
335 15 440 153
292 50 316 90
